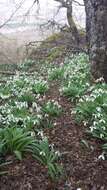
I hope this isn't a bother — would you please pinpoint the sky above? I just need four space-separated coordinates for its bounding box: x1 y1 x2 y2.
0 0 85 27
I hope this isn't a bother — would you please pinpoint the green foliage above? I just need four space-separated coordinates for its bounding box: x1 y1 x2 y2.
18 59 35 71
32 80 49 95
18 92 35 107
74 100 97 124
47 47 64 62
0 127 36 160
33 137 62 179
11 106 29 118
0 61 63 179
42 100 62 117
60 53 91 102
0 86 11 99
73 81 107 145
61 82 87 102
48 67 64 81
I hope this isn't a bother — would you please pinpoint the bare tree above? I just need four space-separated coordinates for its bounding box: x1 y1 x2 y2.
54 0 84 44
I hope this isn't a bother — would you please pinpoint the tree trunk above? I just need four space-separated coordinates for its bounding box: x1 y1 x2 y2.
84 0 107 81
67 5 79 44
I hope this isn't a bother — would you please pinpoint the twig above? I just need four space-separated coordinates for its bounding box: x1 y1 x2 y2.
0 0 26 29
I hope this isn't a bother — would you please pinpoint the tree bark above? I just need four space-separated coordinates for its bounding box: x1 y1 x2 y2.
84 0 107 81
67 4 79 44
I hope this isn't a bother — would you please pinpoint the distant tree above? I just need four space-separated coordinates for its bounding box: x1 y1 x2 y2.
55 0 80 44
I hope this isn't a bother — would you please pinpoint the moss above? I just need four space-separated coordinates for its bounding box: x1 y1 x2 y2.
46 46 65 62
46 32 63 42
39 32 64 49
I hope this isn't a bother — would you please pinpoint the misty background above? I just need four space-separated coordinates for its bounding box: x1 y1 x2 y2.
0 0 85 64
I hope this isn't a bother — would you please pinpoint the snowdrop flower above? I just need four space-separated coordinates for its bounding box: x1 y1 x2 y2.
40 151 46 156
36 106 41 113
31 132 35 137
38 131 44 138
98 152 105 160
83 121 88 126
95 77 104 83
45 114 49 118
90 126 96 132
37 114 42 119
60 62 64 66
71 110 76 115
96 107 101 112
49 143 54 150
93 121 97 126
55 151 61 156
99 119 106 124
100 133 104 138
54 122 57 126
32 102 37 108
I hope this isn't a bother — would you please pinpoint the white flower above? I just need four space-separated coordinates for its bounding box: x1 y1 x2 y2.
98 152 105 160
37 114 42 119
31 132 35 136
32 102 37 108
95 77 104 83
96 107 101 112
55 151 61 156
60 62 64 66
40 151 46 156
90 126 96 132
83 121 88 126
93 121 97 126
99 119 106 124
37 131 44 138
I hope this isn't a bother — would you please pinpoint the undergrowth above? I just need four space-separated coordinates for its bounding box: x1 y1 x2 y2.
48 53 107 158
1 52 107 180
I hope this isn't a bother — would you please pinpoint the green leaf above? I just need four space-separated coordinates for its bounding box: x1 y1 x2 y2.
14 150 22 160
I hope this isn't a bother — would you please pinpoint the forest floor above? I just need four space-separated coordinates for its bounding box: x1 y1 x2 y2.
0 63 107 190
0 31 107 190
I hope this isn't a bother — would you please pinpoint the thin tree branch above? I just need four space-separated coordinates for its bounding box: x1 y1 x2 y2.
0 0 26 29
